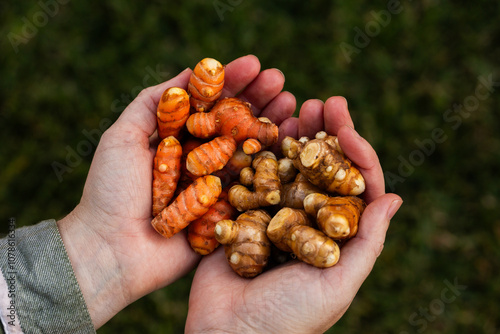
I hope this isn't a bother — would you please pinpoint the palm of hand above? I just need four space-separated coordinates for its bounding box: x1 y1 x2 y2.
187 250 350 334
79 124 193 297
76 90 201 303
83 128 153 227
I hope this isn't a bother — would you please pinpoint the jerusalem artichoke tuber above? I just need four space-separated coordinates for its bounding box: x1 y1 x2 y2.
215 210 272 278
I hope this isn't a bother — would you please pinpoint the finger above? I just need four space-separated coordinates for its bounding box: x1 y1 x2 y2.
220 55 261 98
337 125 385 202
237 68 286 115
197 247 235 278
298 99 325 138
271 117 299 155
323 96 354 135
148 129 161 153
114 68 192 137
324 194 402 291
259 91 296 126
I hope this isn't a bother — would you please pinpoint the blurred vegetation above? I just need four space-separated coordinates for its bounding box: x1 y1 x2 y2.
1 0 499 333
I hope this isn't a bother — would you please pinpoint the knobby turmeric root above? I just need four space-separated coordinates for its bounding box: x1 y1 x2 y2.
186 135 237 176
304 193 366 240
152 136 182 217
188 58 225 112
212 148 252 188
186 97 279 146
229 151 281 211
175 138 204 194
282 132 365 196
187 189 237 255
156 87 190 139
267 207 340 268
149 59 369 277
314 131 344 155
215 209 272 278
242 138 263 155
151 175 222 238
238 166 255 187
277 157 297 184
279 173 325 209
186 98 278 179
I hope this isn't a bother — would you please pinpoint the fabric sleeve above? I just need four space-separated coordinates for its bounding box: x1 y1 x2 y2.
0 219 95 334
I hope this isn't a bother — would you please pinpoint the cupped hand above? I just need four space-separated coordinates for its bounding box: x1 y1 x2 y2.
186 97 402 333
57 55 296 328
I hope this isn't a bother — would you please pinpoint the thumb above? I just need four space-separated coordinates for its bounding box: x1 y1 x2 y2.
330 193 402 290
113 68 192 137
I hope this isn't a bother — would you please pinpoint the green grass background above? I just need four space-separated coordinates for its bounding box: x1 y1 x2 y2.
1 0 499 333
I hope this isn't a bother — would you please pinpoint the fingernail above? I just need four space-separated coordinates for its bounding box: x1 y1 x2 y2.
387 199 403 220
273 68 285 82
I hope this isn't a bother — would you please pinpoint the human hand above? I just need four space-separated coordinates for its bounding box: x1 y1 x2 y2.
185 98 403 333
56 55 296 328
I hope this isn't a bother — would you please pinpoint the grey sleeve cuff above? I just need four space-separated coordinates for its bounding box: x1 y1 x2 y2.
0 219 95 334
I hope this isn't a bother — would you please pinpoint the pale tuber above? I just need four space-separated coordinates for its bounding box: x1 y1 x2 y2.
267 207 340 268
215 210 272 278
282 133 365 196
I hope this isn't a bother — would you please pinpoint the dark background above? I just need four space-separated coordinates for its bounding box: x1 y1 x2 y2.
1 0 499 333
